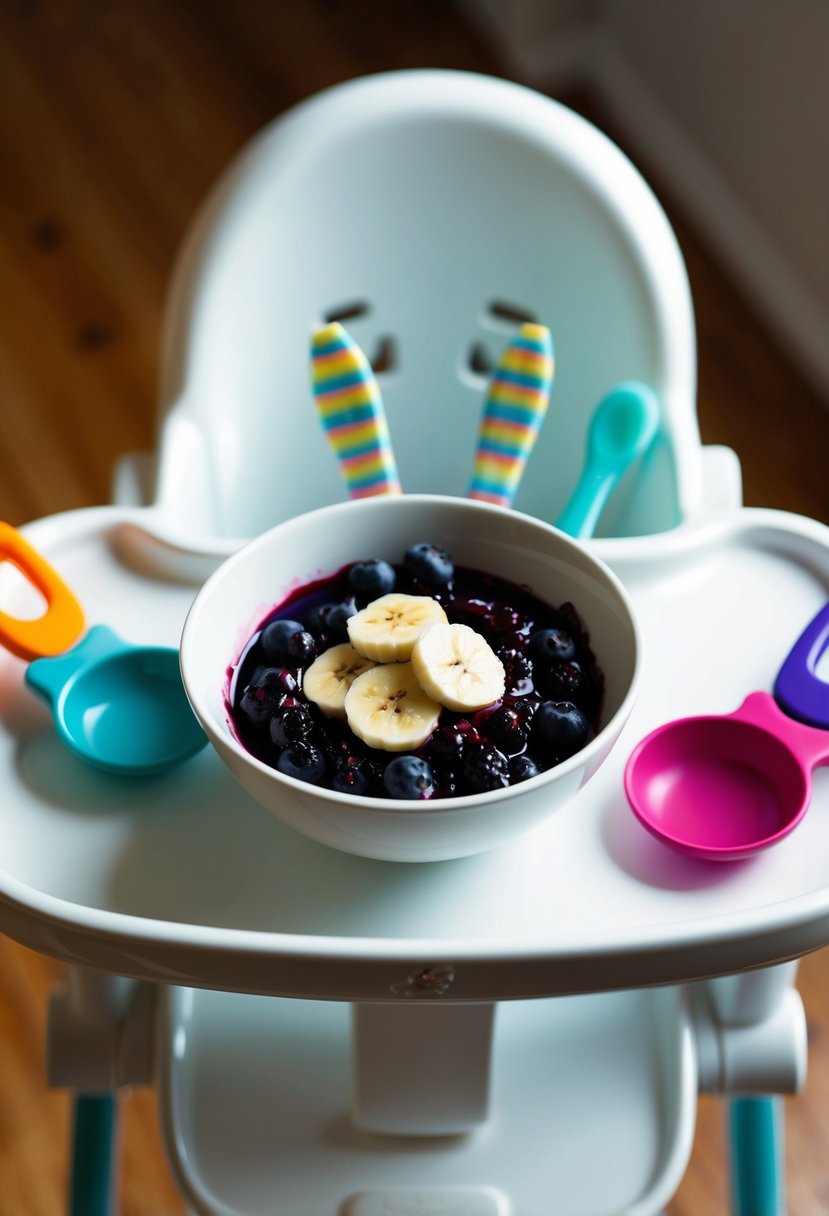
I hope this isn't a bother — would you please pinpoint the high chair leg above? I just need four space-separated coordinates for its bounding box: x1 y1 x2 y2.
729 1096 784 1216
69 1094 118 1216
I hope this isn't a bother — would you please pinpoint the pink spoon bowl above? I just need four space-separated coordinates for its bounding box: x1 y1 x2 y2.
625 692 829 860
624 603 829 861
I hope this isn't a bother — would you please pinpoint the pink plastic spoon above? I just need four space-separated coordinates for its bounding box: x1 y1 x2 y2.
625 603 829 860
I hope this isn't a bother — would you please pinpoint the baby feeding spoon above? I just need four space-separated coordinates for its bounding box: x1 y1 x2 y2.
0 523 206 775
555 381 660 538
467 322 554 507
625 601 829 860
311 322 402 498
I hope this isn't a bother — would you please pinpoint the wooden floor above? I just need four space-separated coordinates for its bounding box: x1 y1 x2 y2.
1 2 829 1212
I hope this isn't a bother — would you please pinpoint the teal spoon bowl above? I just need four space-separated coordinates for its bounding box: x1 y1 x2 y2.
26 624 207 776
555 381 660 538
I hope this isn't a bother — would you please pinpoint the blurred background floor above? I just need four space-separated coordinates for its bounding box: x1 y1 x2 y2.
1 2 829 1212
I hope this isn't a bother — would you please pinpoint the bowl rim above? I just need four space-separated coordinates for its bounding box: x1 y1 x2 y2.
180 494 644 814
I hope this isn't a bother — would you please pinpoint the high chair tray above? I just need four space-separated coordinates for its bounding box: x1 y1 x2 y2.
0 504 828 999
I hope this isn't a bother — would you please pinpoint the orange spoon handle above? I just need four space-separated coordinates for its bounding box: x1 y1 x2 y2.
0 522 86 662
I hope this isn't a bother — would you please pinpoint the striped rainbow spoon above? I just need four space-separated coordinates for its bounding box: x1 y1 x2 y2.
467 322 554 507
311 322 402 497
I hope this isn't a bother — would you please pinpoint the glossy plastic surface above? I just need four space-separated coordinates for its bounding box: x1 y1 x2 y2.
467 323 554 507
310 323 402 498
150 70 700 547
625 604 829 860
729 1096 785 1216
13 69 782 1216
0 523 205 775
556 381 660 538
0 520 85 661
774 601 829 728
3 507 829 1000
158 985 697 1216
70 1095 116 1216
27 625 207 776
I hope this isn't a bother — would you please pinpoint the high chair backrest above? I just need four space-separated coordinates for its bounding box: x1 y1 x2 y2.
153 69 701 543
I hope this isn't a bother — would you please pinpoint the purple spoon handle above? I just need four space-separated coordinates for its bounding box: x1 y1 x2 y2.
773 601 829 729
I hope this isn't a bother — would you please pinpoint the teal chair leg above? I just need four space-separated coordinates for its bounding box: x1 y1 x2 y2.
70 1094 117 1216
729 1096 784 1215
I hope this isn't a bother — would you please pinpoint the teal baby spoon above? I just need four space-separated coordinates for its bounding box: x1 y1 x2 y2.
555 381 660 538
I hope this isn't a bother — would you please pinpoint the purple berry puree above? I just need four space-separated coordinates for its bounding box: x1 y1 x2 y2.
229 553 605 800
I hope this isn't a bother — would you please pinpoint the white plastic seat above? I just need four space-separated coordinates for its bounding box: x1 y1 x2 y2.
147 69 704 546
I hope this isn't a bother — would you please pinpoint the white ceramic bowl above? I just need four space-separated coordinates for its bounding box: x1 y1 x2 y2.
180 495 642 862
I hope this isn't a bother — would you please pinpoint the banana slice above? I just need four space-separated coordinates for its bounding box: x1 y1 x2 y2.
411 622 505 712
302 642 377 718
347 593 448 662
344 662 442 751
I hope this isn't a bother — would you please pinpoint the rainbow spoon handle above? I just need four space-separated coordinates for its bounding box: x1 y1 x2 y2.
468 323 554 507
311 323 402 497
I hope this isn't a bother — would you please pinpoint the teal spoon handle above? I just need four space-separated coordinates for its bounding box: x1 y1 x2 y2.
556 381 660 538
555 465 618 538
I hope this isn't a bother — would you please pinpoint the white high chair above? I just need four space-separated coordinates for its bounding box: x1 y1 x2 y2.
28 70 818 1214
127 68 726 547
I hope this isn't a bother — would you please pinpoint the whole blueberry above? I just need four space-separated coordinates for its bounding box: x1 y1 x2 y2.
403 542 454 588
306 602 334 637
348 558 396 601
276 741 328 785
260 618 305 663
461 743 510 793
326 598 358 641
528 628 576 665
285 629 317 666
532 701 591 758
238 667 289 726
509 754 541 783
383 755 435 800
